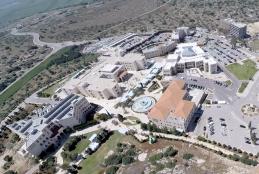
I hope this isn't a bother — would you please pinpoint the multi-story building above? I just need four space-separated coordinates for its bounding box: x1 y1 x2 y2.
115 53 147 71
99 64 128 82
7 94 94 156
142 41 176 59
163 43 217 76
77 77 123 100
172 27 191 41
222 18 247 39
148 80 196 132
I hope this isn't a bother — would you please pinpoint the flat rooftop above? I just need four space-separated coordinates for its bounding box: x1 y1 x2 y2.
100 64 120 73
7 94 83 147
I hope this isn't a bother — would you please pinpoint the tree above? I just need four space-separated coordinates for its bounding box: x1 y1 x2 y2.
230 37 237 49
164 146 178 157
104 154 123 166
183 153 193 160
4 155 13 162
122 156 134 165
4 170 17 174
117 114 124 122
106 166 119 174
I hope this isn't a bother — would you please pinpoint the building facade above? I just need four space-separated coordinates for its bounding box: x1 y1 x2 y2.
142 41 176 59
78 80 123 100
222 18 247 39
148 80 196 132
99 64 128 82
7 94 93 156
115 53 147 71
163 43 217 76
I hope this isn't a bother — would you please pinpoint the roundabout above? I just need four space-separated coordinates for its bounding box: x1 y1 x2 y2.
131 96 156 113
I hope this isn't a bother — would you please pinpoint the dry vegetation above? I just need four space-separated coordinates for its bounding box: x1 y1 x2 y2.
18 0 259 42
0 32 51 92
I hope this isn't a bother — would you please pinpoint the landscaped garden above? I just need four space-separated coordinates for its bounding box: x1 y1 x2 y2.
238 82 249 93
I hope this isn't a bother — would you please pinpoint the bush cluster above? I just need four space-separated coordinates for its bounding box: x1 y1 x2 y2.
141 123 183 136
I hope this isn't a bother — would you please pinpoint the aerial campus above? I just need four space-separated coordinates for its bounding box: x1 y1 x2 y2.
1 2 259 174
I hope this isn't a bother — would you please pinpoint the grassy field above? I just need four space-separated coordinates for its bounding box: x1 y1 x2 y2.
63 131 99 165
226 59 257 80
238 82 249 93
79 132 125 174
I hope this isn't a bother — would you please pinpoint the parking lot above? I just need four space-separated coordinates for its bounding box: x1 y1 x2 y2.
203 39 248 66
194 104 258 154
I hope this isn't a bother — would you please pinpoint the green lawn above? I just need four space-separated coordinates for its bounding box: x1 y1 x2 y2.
63 131 99 165
79 132 124 174
238 82 249 93
226 59 257 80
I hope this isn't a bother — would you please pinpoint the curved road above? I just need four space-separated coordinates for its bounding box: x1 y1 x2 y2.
0 29 96 97
11 28 96 52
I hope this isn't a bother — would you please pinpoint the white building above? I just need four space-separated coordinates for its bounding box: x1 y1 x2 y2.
115 53 147 71
172 27 191 41
77 77 123 100
7 94 93 156
142 41 176 59
163 43 217 76
222 19 247 39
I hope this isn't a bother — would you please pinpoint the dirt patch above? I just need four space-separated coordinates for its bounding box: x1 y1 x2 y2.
121 138 254 174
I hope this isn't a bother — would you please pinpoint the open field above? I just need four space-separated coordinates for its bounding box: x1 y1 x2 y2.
78 132 254 174
227 59 257 80
17 0 259 42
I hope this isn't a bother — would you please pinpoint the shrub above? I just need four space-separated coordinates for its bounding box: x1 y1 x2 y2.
197 136 207 142
122 156 134 165
106 166 119 174
4 155 12 162
166 161 176 169
156 163 165 172
63 136 82 151
125 148 136 156
183 153 193 160
240 155 258 166
149 153 164 162
104 154 123 166
4 170 17 174
163 146 178 157
117 114 124 122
